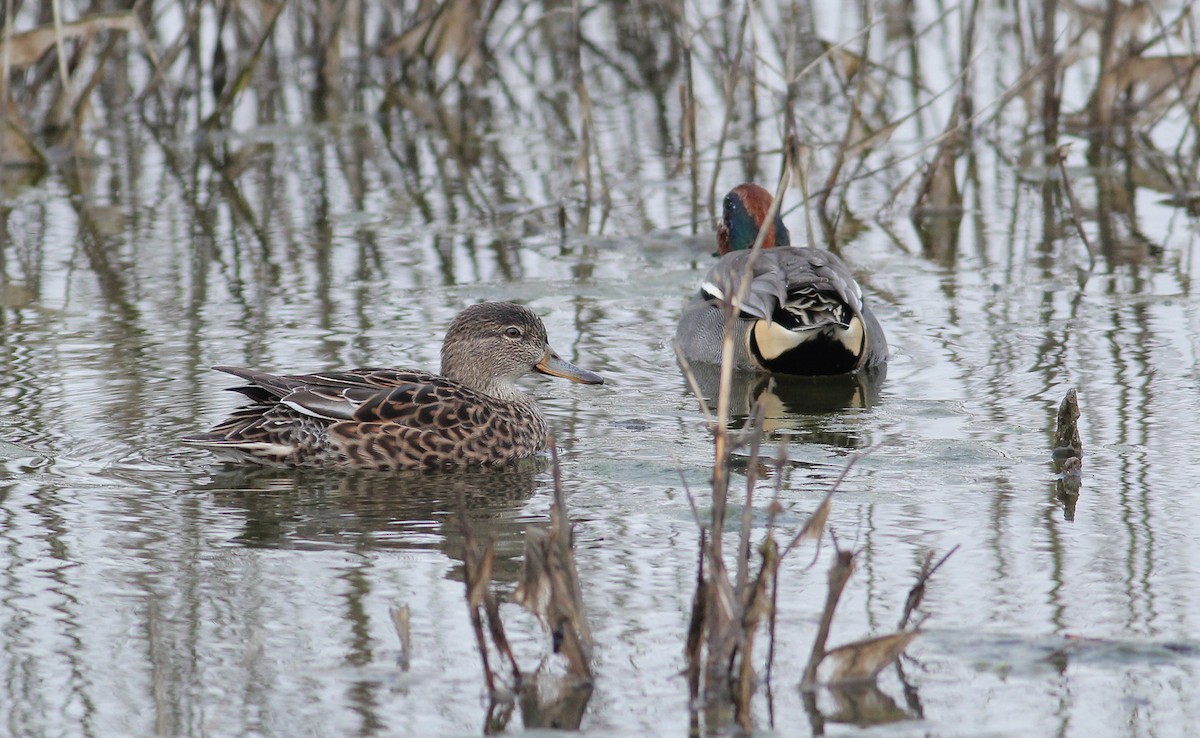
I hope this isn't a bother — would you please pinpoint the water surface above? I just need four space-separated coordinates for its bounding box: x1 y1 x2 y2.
2 1 1200 736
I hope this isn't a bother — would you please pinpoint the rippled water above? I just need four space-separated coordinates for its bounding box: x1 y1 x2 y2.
4 1 1200 736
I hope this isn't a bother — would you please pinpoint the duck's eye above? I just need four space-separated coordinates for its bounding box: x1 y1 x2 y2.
504 326 522 338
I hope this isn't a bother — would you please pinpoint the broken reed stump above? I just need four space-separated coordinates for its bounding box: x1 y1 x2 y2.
1053 387 1082 459
1053 387 1083 513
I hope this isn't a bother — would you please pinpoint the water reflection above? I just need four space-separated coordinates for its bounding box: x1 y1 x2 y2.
1 0 1200 734
682 361 886 448
484 677 594 734
801 681 918 735
201 460 546 582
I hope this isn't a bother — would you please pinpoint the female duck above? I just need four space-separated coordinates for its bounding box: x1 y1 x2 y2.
675 184 887 375
183 302 603 470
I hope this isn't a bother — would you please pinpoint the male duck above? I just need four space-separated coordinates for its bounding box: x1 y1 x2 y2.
182 302 603 470
675 183 887 375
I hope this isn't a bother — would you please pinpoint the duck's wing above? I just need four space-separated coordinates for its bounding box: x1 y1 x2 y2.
693 248 887 373
700 249 864 325
179 367 423 447
214 366 422 396
699 250 789 321
226 367 493 431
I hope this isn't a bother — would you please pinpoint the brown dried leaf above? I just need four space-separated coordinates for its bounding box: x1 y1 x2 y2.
797 490 833 544
202 1 286 129
1115 55 1200 114
0 114 45 167
822 42 864 83
0 12 137 69
844 119 900 159
1062 0 1151 41
1093 54 1200 128
378 0 481 69
821 630 919 686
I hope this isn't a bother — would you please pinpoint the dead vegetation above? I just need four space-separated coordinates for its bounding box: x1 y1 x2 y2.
673 166 956 732
1053 387 1083 517
0 0 1197 259
0 1 1182 731
458 442 593 733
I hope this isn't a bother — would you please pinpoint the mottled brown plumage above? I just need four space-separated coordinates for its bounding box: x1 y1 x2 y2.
182 302 603 470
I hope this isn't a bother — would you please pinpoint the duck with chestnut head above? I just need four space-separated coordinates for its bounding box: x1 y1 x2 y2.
675 183 887 376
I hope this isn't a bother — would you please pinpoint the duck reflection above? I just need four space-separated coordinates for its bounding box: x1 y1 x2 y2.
682 361 886 448
200 458 546 583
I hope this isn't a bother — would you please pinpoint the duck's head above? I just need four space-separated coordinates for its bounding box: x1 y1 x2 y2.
441 302 603 397
717 183 791 255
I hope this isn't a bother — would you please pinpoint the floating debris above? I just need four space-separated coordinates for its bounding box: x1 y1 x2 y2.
390 604 412 672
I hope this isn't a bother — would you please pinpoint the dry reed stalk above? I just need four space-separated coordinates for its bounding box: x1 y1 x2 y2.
138 2 204 103
50 0 71 94
568 1 612 233
798 536 956 693
955 0 982 131
458 487 521 697
457 440 593 731
706 0 752 223
0 11 139 69
1040 0 1060 157
1053 146 1097 269
680 158 839 728
314 0 350 110
1086 0 1132 148
897 545 958 629
818 0 874 246
734 535 778 729
379 0 485 82
910 108 962 218
680 5 699 234
201 1 287 131
761 447 786 689
513 442 594 681
800 545 855 690
72 34 126 136
735 401 767 594
0 0 10 168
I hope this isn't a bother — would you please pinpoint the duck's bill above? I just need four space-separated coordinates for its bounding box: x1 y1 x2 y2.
536 350 604 385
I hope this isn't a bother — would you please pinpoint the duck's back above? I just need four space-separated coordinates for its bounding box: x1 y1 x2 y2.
676 247 887 376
